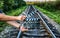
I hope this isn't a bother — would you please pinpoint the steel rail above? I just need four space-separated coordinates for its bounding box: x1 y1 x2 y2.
33 7 56 38
17 25 23 38
17 6 30 38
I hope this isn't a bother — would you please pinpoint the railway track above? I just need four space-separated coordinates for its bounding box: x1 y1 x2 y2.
17 5 60 38
0 5 60 38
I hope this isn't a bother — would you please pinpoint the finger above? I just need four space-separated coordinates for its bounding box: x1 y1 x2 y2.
23 16 26 19
23 18 25 20
23 15 26 17
21 26 26 29
21 16 26 20
23 29 28 31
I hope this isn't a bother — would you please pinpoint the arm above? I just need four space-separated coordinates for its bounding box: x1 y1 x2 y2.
0 14 26 21
0 13 28 32
0 14 18 21
0 13 25 28
6 21 20 28
6 21 28 32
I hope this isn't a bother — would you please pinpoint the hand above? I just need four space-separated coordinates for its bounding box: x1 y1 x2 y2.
17 15 26 21
20 26 28 32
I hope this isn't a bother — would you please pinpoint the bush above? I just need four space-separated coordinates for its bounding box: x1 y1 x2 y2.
36 1 60 12
3 0 26 13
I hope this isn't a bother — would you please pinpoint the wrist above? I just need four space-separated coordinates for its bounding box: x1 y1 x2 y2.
15 17 19 20
16 17 21 21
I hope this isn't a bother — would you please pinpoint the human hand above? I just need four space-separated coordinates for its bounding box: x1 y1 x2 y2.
20 26 28 32
17 15 26 21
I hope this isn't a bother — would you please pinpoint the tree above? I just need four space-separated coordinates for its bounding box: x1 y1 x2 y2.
3 0 12 12
3 0 26 12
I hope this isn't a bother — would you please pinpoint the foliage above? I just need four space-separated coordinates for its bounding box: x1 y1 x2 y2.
36 1 60 12
35 6 60 24
3 0 26 13
35 1 60 24
0 1 3 9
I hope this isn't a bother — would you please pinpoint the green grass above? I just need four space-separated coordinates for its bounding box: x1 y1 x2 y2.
35 6 60 24
0 6 27 32
6 6 26 16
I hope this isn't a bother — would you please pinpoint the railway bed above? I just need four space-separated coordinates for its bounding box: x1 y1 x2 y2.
0 5 60 38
